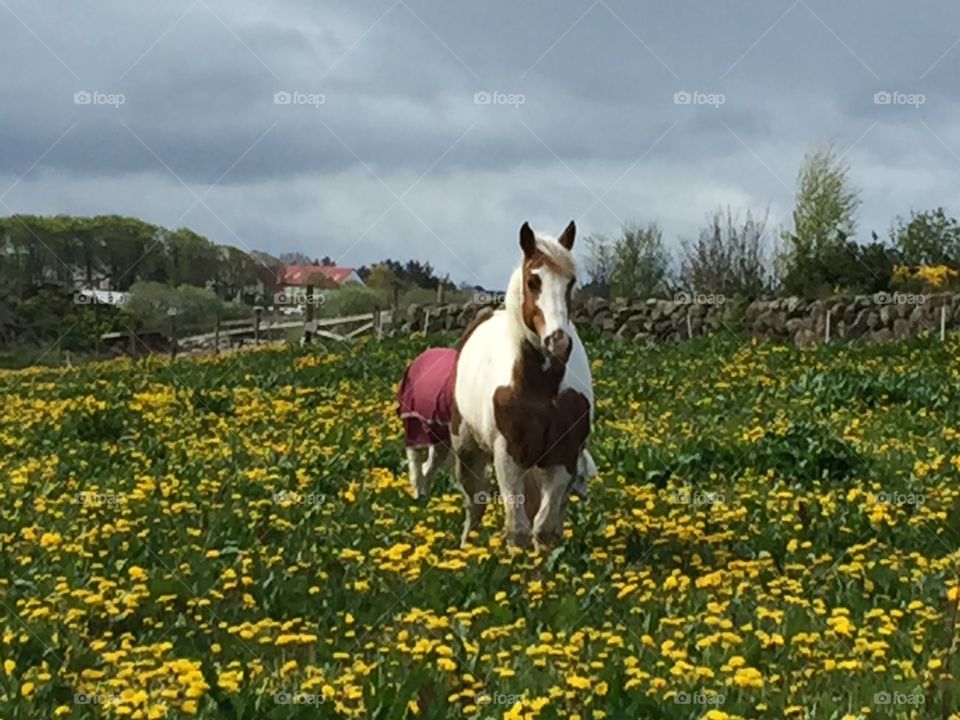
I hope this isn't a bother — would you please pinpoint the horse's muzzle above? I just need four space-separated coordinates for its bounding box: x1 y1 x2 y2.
544 329 571 363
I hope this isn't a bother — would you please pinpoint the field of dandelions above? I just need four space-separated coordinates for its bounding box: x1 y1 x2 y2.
2 332 960 720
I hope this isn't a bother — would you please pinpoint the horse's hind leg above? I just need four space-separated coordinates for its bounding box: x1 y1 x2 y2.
407 447 429 499
453 443 490 547
422 443 448 485
532 466 573 549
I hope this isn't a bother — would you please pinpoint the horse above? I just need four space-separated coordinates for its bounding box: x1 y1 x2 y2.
397 341 596 502
450 220 594 548
396 347 457 498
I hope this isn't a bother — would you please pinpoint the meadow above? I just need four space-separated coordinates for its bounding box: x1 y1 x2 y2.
1 332 959 719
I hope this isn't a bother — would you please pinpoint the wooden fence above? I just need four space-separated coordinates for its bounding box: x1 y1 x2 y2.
100 310 391 358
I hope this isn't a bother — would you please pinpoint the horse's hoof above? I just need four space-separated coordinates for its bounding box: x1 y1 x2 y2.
505 531 531 548
534 529 562 549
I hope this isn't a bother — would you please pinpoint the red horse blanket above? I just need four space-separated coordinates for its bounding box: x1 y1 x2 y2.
397 347 458 448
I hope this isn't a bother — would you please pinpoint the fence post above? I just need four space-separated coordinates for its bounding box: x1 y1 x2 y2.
423 308 431 335
129 327 137 359
686 310 693 340
304 284 315 344
941 305 947 341
93 303 100 361
214 312 221 355
168 307 178 360
825 309 832 343
254 307 262 346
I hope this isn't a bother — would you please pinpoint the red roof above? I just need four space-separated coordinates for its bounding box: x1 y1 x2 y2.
280 265 358 286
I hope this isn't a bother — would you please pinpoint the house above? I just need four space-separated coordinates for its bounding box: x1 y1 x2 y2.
280 265 364 288
274 264 364 308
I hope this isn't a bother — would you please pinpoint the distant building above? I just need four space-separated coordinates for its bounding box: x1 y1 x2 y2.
280 265 364 288
273 264 364 309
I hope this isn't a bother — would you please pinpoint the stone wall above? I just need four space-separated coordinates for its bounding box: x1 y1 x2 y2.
392 292 960 346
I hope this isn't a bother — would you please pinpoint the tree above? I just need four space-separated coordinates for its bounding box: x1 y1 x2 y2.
890 207 960 268
580 234 617 298
366 263 406 308
278 252 316 266
165 228 220 288
680 208 772 299
609 223 671 299
780 146 863 296
213 246 264 302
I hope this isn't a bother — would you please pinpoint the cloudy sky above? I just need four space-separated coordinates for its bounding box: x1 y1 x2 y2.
1 1 959 288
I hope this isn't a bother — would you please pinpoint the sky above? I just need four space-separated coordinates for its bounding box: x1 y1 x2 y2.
1 0 959 288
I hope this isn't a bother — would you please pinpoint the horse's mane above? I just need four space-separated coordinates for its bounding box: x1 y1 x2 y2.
530 233 577 278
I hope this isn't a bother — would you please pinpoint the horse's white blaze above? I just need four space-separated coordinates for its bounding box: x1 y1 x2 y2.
532 267 572 341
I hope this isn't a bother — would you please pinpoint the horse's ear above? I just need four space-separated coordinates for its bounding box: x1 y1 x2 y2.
558 220 576 250
519 222 536 257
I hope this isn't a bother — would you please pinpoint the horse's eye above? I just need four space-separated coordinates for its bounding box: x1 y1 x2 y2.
526 275 542 293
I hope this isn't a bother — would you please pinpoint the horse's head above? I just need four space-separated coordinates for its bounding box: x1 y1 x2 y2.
510 220 578 362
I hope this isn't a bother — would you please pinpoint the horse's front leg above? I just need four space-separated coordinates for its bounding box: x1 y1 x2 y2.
493 437 531 547
532 466 572 549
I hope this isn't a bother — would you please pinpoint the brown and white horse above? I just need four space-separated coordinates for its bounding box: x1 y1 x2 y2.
450 221 594 548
